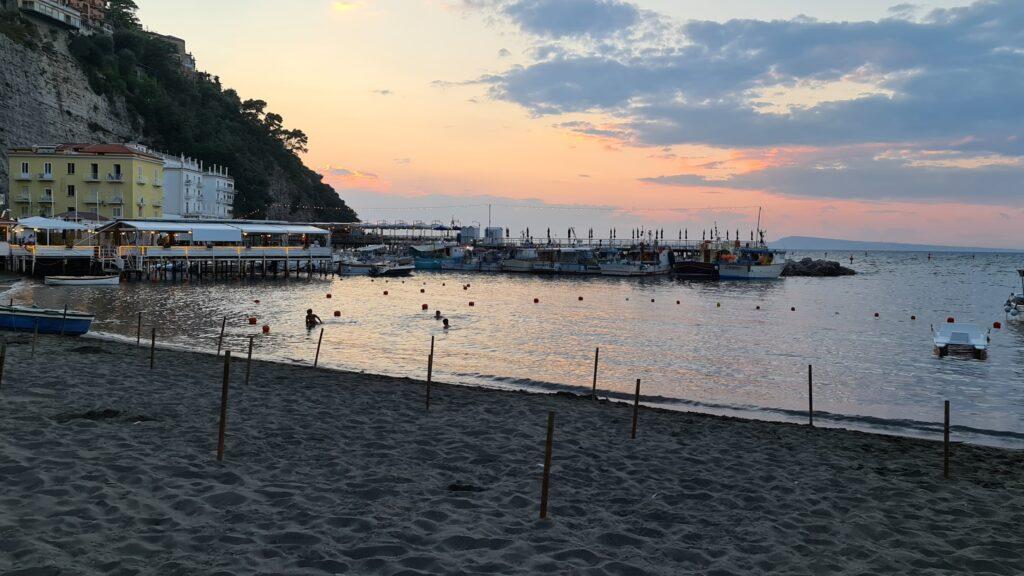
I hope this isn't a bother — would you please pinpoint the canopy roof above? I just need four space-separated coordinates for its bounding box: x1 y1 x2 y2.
16 217 88 231
97 220 329 239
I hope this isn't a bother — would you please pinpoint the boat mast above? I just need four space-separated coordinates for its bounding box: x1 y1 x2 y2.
755 206 762 245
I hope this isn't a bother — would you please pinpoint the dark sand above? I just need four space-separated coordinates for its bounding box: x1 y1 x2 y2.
0 335 1021 575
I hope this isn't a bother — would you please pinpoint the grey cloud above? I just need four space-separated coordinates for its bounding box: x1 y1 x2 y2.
502 0 639 38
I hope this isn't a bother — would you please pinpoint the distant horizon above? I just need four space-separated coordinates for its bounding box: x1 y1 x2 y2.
771 235 1023 253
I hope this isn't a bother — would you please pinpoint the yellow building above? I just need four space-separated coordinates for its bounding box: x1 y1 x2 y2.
6 144 165 220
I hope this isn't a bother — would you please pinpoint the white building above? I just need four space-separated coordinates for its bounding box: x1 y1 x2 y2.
159 154 235 219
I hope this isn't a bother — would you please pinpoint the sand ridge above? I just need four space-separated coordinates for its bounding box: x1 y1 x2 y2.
0 335 1022 575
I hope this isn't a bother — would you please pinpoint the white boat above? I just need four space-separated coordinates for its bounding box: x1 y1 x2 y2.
933 322 989 359
502 247 538 273
716 246 787 280
600 246 672 276
44 275 120 286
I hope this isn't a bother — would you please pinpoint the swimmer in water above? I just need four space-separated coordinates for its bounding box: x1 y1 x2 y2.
435 310 442 320
305 308 322 329
442 318 449 330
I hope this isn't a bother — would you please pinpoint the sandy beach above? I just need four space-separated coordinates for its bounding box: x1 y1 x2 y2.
0 334 1022 575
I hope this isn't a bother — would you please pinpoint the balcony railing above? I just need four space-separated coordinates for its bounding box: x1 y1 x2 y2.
40 194 54 203
137 176 148 185
108 196 124 205
38 173 54 181
107 173 124 182
15 173 31 181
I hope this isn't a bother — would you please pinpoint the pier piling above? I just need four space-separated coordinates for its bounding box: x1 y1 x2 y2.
631 378 641 439
217 350 232 461
540 410 555 519
592 347 600 398
808 365 814 427
149 327 156 370
943 400 950 479
136 312 142 347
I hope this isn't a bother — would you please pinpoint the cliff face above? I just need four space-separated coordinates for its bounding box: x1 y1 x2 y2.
0 24 134 195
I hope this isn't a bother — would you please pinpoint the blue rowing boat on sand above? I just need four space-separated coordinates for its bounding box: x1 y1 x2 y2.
0 304 95 336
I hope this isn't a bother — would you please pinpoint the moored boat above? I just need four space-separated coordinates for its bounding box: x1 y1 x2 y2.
0 304 95 335
933 322 989 359
44 275 120 286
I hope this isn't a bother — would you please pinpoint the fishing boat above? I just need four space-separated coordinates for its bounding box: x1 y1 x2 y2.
369 257 415 277
717 246 787 279
44 275 120 286
600 245 673 276
501 247 539 273
0 304 95 335
1003 269 1024 319
933 322 989 359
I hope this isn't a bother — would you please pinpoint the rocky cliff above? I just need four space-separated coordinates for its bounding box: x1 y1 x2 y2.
0 11 357 222
0 21 133 194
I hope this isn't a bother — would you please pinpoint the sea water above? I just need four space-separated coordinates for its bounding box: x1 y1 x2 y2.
6 251 1023 447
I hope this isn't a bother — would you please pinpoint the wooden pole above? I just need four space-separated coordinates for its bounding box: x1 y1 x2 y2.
216 316 226 356
631 378 641 439
943 400 950 479
217 350 232 461
136 311 141 347
149 327 156 370
0 343 6 391
59 305 68 336
591 347 600 397
314 327 324 367
540 410 555 519
808 364 814 427
425 335 435 411
245 335 253 386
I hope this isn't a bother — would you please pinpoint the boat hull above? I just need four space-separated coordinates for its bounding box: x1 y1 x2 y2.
718 262 785 280
0 306 94 335
44 275 120 286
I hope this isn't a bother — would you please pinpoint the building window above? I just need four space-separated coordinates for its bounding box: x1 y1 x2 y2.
67 163 75 175
44 187 52 198
20 162 29 175
112 206 122 218
44 162 52 175
113 163 122 176
67 184 76 197
90 163 99 178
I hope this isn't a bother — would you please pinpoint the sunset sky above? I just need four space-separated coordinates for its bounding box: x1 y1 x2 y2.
138 0 1023 247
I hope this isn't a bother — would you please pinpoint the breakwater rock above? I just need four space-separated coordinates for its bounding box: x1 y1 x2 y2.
782 258 856 277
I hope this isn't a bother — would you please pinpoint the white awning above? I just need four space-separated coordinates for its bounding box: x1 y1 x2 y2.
16 217 88 231
115 221 194 233
189 223 242 242
229 223 329 235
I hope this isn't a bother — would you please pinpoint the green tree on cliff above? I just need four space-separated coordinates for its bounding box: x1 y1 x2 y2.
106 0 141 30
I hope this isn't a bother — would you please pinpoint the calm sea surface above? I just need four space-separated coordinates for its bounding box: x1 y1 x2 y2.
5 251 1023 447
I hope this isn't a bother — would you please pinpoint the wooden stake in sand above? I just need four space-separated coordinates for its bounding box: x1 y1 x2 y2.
149 327 156 370
245 335 254 386
591 347 600 397
216 316 227 356
217 350 232 461
808 364 814 427
0 343 6 391
943 400 950 479
425 335 435 411
136 312 142 347
631 379 641 439
59 305 68 336
314 327 324 368
540 410 555 519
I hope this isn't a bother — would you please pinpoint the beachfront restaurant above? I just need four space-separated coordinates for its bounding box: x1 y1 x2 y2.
95 220 331 259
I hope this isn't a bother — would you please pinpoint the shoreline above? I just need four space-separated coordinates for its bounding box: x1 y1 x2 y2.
79 329 1024 449
1 334 1022 574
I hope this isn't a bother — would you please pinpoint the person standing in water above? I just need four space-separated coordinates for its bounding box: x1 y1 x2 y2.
305 309 322 330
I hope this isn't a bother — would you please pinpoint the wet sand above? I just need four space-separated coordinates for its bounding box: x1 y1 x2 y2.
0 334 1022 575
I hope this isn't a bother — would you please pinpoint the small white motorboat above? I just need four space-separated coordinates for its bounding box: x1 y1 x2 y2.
933 322 989 359
1003 269 1024 319
44 275 121 286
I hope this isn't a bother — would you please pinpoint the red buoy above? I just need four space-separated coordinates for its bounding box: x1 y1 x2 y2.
334 310 341 317
993 321 1002 329
422 304 428 311
384 291 389 295
578 296 583 301
326 293 332 299
253 299 260 304
469 301 475 307
534 298 539 304
791 307 796 311
874 312 879 318
420 289 425 293
248 317 257 325
651 299 655 303
262 325 270 334
463 286 468 290
911 315 917 320
755 305 760 310
947 317 955 323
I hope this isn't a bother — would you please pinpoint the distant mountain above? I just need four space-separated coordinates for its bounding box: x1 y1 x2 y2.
771 236 1020 253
